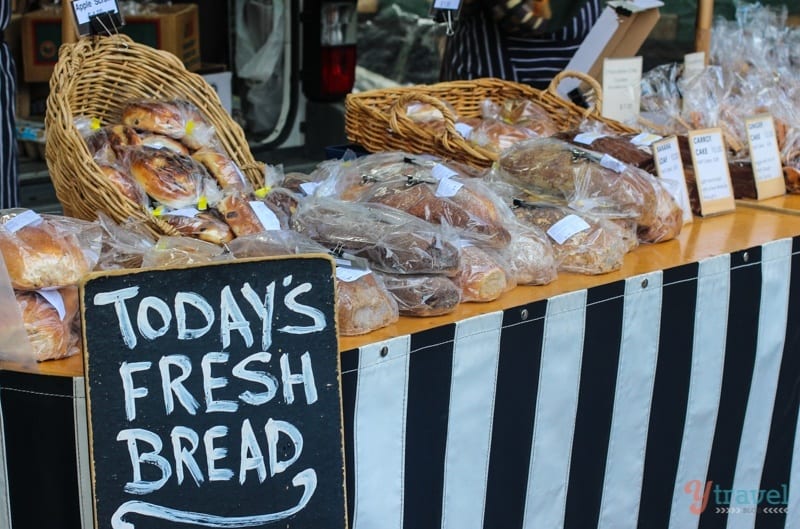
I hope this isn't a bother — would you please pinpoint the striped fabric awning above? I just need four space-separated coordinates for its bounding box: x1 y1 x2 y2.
341 237 800 529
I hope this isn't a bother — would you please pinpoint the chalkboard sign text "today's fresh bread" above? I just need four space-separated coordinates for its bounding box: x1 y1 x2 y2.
81 256 346 529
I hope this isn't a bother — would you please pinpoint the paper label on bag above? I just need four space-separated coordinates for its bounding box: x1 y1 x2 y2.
436 176 464 198
163 208 200 218
745 115 785 199
335 266 371 282
299 181 321 196
546 214 591 245
248 201 282 231
454 122 473 138
432 163 459 181
573 132 607 145
36 290 67 321
602 57 643 122
4 210 43 233
652 136 693 224
683 51 706 79
688 128 735 215
631 132 663 147
600 154 627 173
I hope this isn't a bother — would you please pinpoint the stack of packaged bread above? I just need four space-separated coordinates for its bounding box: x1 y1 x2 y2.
0 209 102 361
1 94 691 358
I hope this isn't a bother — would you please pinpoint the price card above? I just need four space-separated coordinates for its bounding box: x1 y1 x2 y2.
687 128 735 216
71 0 124 37
745 114 785 199
683 51 706 79
602 57 643 123
652 136 693 224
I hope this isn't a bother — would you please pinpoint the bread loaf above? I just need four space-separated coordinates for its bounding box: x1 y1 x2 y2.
128 147 214 209
17 288 80 362
121 99 217 150
497 138 682 243
0 210 98 290
161 210 234 245
292 197 461 276
377 272 461 317
513 203 629 274
336 271 399 335
452 244 512 302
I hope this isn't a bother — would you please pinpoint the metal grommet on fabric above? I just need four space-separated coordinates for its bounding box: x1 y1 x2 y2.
641 278 649 288
520 308 529 321
742 252 750 263
380 346 389 357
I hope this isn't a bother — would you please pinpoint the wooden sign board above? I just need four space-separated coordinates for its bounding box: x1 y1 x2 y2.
687 128 736 216
652 136 694 224
81 256 346 529
745 114 786 200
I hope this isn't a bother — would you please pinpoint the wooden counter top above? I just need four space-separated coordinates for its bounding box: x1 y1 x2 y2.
737 194 800 215
4 206 800 379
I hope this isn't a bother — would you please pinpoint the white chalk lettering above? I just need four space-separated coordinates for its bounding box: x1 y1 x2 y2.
175 292 214 340
241 281 275 351
159 355 200 416
94 287 140 349
279 283 326 334
232 352 279 406
220 286 253 349
171 426 203 487
239 419 267 484
120 361 151 421
266 419 303 477
205 426 234 482
202 353 238 413
137 297 172 341
117 429 172 495
280 352 318 405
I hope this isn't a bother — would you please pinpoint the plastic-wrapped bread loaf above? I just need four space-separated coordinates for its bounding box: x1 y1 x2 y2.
451 244 514 302
335 269 399 335
496 137 682 244
121 99 218 150
292 196 461 276
159 209 234 245
376 272 462 317
0 209 102 290
486 221 558 285
16 287 81 362
512 201 629 275
227 230 399 335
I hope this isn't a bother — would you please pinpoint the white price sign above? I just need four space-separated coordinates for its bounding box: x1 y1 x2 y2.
688 128 735 215
652 136 693 223
602 57 643 123
71 0 123 36
433 0 462 9
745 114 785 199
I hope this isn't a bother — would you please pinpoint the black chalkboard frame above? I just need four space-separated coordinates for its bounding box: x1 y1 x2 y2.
79 254 347 529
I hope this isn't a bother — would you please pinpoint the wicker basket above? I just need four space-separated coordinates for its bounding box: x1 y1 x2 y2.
345 71 636 169
45 34 265 238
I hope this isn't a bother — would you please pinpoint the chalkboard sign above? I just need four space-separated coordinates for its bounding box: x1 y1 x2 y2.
81 256 346 529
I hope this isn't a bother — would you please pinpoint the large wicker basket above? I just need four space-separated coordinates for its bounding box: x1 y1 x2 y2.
45 34 265 238
345 71 636 168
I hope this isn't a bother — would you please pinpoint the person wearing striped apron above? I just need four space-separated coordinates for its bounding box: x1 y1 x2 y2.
440 0 603 90
1 0 19 209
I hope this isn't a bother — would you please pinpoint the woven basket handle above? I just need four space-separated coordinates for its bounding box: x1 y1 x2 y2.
388 92 494 163
546 70 603 117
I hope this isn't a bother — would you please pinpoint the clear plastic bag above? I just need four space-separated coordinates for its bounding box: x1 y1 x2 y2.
495 138 682 243
376 272 461 317
0 209 103 290
16 287 81 362
120 99 218 151
292 196 461 275
451 243 515 303
512 201 630 275
141 236 231 268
